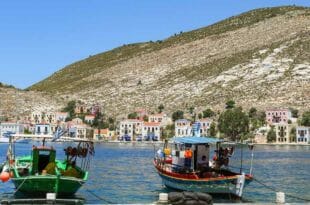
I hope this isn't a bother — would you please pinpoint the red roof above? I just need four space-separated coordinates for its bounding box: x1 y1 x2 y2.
94 129 109 134
144 122 160 127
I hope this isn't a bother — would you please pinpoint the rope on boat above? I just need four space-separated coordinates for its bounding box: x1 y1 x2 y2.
253 177 310 202
13 177 29 195
76 180 115 204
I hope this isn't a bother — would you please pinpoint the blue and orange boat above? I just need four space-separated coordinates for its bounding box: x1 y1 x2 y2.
154 137 254 197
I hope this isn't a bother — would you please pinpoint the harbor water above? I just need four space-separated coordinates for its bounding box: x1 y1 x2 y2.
0 142 309 204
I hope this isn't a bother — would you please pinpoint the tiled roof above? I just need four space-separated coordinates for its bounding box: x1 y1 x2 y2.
144 122 160 126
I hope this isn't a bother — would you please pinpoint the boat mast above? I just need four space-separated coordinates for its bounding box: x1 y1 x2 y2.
240 136 243 174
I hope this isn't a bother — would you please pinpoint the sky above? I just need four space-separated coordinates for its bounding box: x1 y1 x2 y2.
0 0 309 89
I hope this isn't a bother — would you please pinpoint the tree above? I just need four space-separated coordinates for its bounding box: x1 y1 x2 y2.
248 107 257 118
225 100 235 109
267 126 276 143
290 108 299 118
203 108 215 118
128 112 138 119
290 127 296 142
189 107 195 115
162 124 175 139
62 100 76 118
172 110 184 122
198 113 203 119
158 104 164 113
143 115 148 122
218 107 249 141
301 111 310 126
208 122 217 137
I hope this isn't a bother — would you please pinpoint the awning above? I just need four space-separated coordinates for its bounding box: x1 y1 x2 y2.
170 136 223 145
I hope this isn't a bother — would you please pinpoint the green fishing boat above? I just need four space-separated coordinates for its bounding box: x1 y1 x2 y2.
1 133 95 197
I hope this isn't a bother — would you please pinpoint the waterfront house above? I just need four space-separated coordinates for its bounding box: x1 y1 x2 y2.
296 126 310 144
148 113 172 127
175 119 192 137
196 118 212 137
31 111 56 124
0 122 24 137
119 119 143 140
35 123 52 135
142 122 161 141
265 108 292 125
275 123 295 143
67 118 92 139
85 115 95 125
55 112 68 122
93 128 115 141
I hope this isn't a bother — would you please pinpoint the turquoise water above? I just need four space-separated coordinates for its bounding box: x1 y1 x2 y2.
0 142 309 204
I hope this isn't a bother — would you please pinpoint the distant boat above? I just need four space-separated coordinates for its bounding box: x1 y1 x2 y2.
0 132 30 143
0 130 95 196
154 137 254 198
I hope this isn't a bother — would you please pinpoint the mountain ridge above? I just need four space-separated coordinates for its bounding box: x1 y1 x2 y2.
1 6 309 119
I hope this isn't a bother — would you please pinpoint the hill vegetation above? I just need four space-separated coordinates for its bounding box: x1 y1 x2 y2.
3 6 309 118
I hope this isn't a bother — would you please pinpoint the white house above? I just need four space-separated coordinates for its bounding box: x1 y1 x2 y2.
148 113 172 127
142 122 161 141
67 118 91 139
296 126 310 144
175 119 192 137
196 118 212 137
85 115 95 125
0 122 24 137
31 111 56 124
119 119 143 140
35 123 52 135
55 112 68 122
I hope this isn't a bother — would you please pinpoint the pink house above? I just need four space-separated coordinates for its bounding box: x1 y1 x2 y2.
265 108 292 125
90 104 101 115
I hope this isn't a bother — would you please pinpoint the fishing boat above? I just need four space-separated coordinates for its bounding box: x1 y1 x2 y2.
154 136 254 198
0 132 30 143
0 130 95 197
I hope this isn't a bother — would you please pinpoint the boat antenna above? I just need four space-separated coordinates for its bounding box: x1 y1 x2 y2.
240 136 243 174
42 138 46 146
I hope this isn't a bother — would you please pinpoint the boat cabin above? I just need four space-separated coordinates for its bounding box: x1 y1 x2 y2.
165 137 224 173
31 146 56 174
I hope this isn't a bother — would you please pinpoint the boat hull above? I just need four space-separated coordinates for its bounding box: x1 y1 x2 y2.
11 175 85 196
154 162 252 197
158 171 251 196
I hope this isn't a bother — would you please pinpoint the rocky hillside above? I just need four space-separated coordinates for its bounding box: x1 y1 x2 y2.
16 6 310 116
0 85 62 120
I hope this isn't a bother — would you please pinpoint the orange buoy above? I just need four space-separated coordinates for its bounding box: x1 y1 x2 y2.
0 172 10 182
